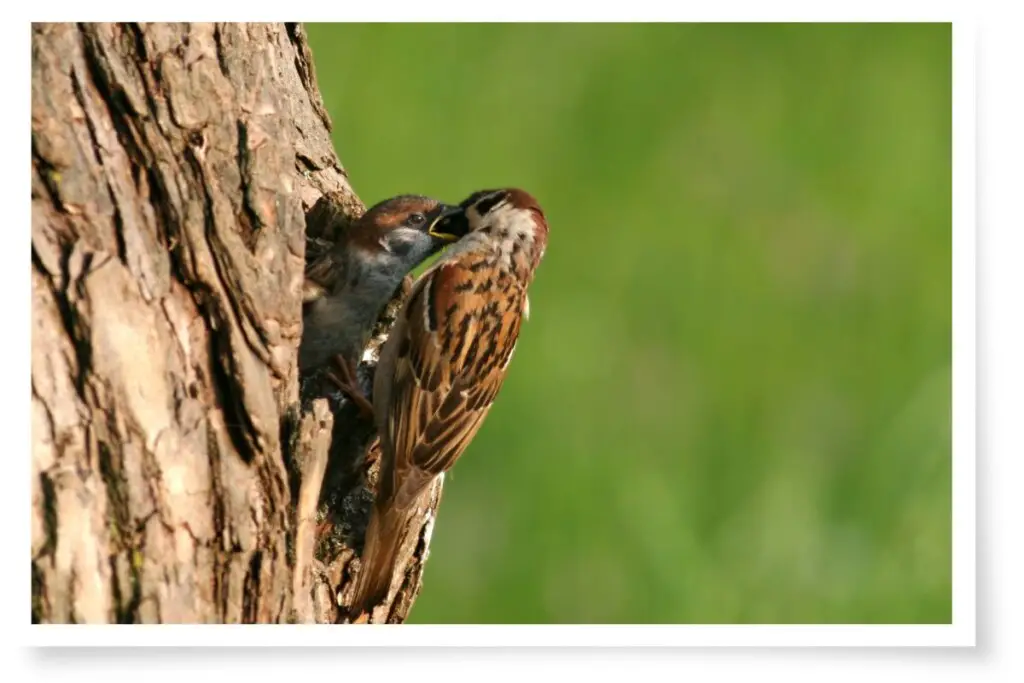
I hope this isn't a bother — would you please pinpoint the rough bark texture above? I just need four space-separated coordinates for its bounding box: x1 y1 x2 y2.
31 21 443 625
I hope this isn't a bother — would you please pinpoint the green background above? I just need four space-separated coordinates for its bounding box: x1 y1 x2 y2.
306 23 952 624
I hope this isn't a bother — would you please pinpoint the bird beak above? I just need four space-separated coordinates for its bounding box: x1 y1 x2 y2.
426 204 466 243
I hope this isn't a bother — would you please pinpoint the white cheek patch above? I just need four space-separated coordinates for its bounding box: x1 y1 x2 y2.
378 236 392 253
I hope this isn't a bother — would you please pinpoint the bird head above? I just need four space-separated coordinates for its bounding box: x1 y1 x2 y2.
303 194 467 305
432 188 549 269
345 195 466 267
439 188 546 234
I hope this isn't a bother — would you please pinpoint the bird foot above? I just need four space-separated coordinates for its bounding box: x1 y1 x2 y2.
326 357 374 420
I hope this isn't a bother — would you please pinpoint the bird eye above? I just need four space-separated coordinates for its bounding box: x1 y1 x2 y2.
407 213 426 226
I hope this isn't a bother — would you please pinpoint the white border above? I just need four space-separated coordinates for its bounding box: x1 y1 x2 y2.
10 8 980 657
26 624 971 647
950 16 976 641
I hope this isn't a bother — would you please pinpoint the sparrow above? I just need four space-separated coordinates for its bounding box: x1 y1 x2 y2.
349 188 549 615
299 195 464 416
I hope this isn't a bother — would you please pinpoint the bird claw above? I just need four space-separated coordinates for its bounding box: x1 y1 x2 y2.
326 357 375 420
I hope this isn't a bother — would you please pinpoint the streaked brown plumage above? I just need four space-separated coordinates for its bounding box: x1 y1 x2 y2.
350 188 549 615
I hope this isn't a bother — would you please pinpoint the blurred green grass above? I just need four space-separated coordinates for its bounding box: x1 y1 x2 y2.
306 23 951 624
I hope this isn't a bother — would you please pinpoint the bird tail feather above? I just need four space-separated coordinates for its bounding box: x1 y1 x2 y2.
349 504 409 617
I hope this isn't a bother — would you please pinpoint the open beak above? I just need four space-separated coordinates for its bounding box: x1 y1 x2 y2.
426 204 466 243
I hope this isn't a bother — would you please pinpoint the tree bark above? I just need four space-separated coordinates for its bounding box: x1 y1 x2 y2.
31 21 443 625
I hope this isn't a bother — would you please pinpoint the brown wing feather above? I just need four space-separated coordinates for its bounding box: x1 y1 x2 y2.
380 257 525 508
303 237 347 304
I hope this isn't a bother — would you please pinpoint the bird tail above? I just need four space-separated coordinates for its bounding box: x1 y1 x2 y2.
349 502 410 617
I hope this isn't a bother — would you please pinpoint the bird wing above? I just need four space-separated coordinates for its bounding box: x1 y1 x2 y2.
377 255 525 509
302 237 345 303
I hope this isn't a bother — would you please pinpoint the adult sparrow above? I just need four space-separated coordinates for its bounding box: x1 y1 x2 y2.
350 188 549 614
299 195 463 415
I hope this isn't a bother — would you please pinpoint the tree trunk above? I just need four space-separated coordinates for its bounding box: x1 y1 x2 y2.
31 21 442 625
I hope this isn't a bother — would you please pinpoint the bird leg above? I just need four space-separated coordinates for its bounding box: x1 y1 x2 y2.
326 355 375 419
